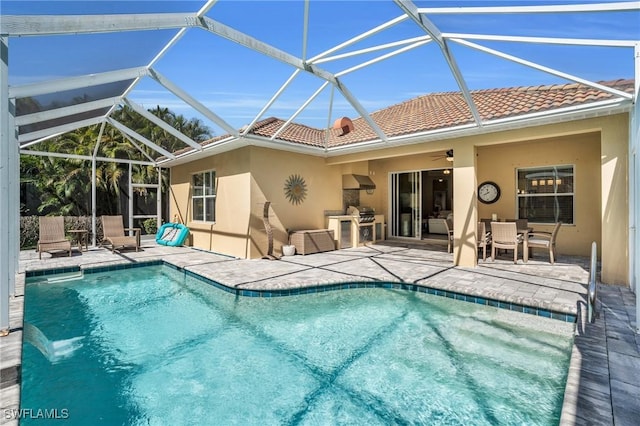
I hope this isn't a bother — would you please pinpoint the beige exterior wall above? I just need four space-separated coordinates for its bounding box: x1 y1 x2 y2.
169 147 252 259
247 146 343 258
476 132 601 257
171 146 343 258
169 113 630 285
332 114 629 283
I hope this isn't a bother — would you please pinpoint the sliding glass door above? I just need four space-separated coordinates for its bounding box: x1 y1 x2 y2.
390 171 422 239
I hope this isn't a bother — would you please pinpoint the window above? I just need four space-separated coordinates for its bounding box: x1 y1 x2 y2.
516 165 574 224
192 171 216 222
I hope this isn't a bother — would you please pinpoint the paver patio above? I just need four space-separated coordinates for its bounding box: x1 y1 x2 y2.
1 240 638 425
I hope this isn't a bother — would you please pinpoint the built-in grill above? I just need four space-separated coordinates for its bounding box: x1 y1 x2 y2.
347 206 376 223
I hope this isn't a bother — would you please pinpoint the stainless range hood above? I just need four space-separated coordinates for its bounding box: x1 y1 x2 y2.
342 174 376 190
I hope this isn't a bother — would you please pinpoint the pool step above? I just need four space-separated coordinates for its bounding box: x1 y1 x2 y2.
45 271 84 283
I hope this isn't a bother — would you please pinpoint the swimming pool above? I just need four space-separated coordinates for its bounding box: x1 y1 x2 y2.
21 264 574 425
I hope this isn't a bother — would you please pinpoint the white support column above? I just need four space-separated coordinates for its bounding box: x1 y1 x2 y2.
91 122 105 247
633 44 640 333
0 36 11 335
91 157 97 246
128 163 134 233
8 98 18 295
452 142 477 267
157 167 162 228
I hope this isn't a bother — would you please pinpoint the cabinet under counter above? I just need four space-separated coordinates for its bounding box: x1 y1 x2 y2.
326 216 358 249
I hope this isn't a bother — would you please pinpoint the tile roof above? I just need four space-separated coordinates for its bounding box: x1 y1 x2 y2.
186 78 635 154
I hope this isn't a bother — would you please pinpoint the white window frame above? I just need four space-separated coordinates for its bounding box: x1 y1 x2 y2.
192 170 216 223
516 164 575 224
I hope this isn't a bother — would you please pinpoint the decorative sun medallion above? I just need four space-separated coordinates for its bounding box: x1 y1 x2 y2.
284 174 308 205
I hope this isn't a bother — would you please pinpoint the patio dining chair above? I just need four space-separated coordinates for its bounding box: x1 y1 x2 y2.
101 215 140 253
490 222 523 264
38 216 72 259
443 218 454 253
477 221 491 262
480 218 493 233
527 222 562 264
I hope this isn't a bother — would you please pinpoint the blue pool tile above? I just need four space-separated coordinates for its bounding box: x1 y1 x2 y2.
29 263 574 324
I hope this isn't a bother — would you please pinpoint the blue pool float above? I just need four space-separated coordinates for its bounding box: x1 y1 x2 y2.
156 223 190 247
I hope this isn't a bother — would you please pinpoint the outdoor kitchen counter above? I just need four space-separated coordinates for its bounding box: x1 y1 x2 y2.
326 216 358 249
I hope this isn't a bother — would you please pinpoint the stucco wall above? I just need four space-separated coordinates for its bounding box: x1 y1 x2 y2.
476 132 601 257
335 114 629 283
169 113 629 284
171 146 344 259
247 146 343 258
169 147 251 258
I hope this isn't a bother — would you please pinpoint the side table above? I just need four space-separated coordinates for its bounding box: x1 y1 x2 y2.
68 229 89 251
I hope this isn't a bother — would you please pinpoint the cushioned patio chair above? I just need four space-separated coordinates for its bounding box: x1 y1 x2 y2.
101 215 140 252
527 222 562 264
490 222 523 264
477 221 491 262
38 216 72 259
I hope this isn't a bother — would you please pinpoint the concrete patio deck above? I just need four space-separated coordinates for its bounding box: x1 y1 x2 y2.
1 240 638 425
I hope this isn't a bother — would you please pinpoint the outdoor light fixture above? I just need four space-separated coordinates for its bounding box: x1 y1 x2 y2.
547 179 554 185
531 180 538 186
556 178 562 185
539 179 546 186
443 169 450 175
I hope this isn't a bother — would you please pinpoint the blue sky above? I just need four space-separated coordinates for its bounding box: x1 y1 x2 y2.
3 0 639 135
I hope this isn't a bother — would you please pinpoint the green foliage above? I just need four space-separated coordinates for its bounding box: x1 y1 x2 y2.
20 104 213 218
143 218 158 235
20 216 39 249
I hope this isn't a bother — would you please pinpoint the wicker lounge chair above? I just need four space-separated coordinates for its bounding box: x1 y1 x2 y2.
38 216 71 259
527 222 562 264
101 215 140 252
490 222 523 264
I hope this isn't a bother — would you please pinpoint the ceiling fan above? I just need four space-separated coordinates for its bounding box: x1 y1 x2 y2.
431 149 454 162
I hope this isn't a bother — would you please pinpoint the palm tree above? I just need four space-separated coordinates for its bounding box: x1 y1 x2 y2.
20 104 213 218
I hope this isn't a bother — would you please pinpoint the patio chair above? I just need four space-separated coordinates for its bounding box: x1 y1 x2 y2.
443 218 454 253
477 221 491 262
490 222 523 264
480 218 493 233
527 222 562 264
101 215 140 253
38 216 72 259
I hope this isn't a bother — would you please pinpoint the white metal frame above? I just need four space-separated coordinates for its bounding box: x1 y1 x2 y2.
0 1 638 335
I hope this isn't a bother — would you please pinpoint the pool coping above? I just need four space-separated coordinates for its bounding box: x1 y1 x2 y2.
25 260 577 323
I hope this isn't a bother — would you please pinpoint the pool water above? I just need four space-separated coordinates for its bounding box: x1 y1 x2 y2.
21 265 574 425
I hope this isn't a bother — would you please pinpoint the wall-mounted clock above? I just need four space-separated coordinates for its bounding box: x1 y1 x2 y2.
478 181 501 204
